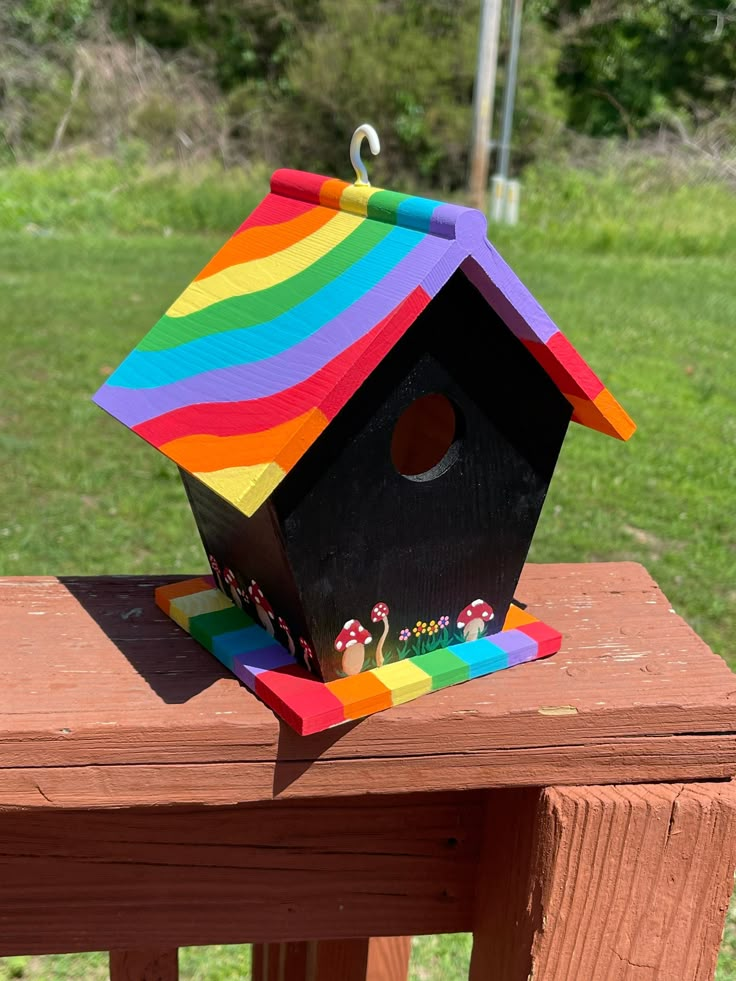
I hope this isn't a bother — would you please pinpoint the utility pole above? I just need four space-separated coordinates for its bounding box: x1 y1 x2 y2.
497 0 523 184
491 0 524 224
469 0 503 211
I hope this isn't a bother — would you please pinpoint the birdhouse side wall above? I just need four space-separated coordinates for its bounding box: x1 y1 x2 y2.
179 470 320 676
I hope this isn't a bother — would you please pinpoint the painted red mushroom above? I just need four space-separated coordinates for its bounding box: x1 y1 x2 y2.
299 636 316 674
208 554 224 592
457 599 494 642
334 619 372 676
223 566 239 604
370 602 390 667
278 616 295 657
248 580 275 635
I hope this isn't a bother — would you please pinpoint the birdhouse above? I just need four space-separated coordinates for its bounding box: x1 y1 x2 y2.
93 128 634 732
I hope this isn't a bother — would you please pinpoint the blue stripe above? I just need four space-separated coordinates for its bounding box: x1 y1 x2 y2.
396 197 439 234
449 638 509 679
212 625 278 670
108 225 425 389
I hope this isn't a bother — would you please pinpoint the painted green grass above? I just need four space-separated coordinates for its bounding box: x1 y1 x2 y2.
0 230 733 978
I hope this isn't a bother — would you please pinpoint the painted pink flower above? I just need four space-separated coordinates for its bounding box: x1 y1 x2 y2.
399 628 412 642
438 615 450 629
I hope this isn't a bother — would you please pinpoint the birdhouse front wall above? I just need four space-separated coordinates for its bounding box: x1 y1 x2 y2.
183 271 572 684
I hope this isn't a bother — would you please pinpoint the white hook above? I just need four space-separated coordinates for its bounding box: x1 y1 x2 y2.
350 123 381 186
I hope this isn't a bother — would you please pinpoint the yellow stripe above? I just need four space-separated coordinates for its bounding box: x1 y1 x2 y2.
166 211 363 318
192 461 286 517
370 660 432 705
339 184 380 218
169 588 232 630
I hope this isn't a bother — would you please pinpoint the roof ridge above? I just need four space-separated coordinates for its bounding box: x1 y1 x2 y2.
270 169 488 246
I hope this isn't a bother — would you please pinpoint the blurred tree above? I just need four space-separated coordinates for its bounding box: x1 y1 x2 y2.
8 0 94 45
247 0 564 188
108 0 320 90
534 0 736 136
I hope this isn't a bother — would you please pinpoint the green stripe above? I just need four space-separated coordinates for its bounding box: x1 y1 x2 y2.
411 648 470 690
137 219 392 353
189 605 254 649
367 190 412 225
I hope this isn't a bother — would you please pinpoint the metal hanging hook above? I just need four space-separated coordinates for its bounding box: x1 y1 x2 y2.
350 123 381 186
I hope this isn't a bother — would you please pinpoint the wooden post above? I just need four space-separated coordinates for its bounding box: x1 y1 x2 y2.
470 781 736 980
251 937 412 981
109 948 179 981
468 0 503 211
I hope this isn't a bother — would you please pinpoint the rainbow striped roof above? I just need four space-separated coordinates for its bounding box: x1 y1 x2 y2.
94 169 635 517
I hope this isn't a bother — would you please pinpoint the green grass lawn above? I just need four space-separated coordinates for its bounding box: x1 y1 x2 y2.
0 228 734 978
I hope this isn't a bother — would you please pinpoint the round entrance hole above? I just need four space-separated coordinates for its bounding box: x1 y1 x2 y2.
390 393 462 482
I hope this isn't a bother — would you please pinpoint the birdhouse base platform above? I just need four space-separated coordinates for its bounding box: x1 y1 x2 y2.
155 577 563 735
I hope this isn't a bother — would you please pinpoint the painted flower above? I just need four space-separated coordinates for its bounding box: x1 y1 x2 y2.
413 620 428 637
399 628 412 642
427 620 439 636
438 615 450 629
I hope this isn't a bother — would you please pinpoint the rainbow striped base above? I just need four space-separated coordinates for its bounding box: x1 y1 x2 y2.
156 577 562 735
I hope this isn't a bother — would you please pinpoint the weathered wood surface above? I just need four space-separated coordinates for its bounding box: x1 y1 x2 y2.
0 791 480 956
469 781 736 981
1 563 734 809
251 937 412 981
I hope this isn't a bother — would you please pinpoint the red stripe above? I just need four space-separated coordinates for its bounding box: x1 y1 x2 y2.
522 333 604 401
270 169 332 207
133 306 408 446
254 665 346 735
234 193 317 235
321 286 432 420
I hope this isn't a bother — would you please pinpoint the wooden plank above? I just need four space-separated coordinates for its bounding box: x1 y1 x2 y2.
109 949 179 981
251 938 411 981
468 789 541 980
0 564 734 809
2 734 735 809
0 791 480 956
469 781 736 980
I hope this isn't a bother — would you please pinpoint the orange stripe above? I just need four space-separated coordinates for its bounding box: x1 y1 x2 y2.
160 409 327 472
272 408 329 473
568 389 636 441
194 206 333 281
319 178 350 210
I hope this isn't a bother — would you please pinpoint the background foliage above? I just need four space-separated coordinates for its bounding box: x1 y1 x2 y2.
2 0 735 185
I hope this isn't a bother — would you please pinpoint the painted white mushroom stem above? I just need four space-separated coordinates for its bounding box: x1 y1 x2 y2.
370 602 390 668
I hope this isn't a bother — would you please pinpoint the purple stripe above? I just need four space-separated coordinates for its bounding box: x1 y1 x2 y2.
461 246 559 344
422 241 467 298
490 628 538 666
430 204 488 247
95 235 456 428
231 646 294 689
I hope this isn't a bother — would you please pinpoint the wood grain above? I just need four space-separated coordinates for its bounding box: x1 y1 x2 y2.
468 788 541 980
0 791 480 956
530 781 736 980
1 564 734 809
469 781 736 981
109 949 178 981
